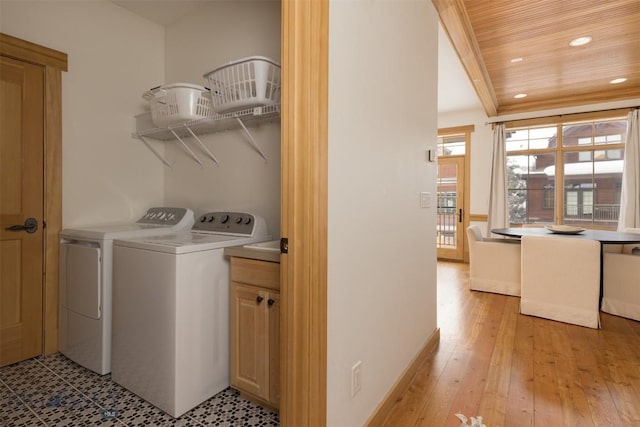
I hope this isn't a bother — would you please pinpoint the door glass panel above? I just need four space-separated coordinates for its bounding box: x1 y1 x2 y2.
436 156 464 260
437 135 466 156
437 161 457 249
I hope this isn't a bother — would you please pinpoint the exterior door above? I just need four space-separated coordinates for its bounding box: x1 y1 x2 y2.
0 55 45 367
436 156 465 260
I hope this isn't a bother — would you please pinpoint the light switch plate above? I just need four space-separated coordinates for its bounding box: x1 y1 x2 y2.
420 192 431 208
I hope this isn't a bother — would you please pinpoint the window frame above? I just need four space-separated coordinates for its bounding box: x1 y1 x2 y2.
504 110 628 229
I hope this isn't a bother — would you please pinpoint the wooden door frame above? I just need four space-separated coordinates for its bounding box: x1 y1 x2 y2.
437 125 474 261
280 0 328 425
0 33 67 355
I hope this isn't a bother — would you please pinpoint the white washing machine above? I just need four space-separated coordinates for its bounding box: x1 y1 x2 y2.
111 211 270 418
59 207 194 375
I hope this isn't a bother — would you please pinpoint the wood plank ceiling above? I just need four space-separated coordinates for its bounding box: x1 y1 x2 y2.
433 0 640 117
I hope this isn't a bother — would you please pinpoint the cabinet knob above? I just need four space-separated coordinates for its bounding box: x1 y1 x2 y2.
256 296 264 304
268 299 275 307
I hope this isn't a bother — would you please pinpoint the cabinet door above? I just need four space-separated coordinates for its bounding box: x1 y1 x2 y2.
267 291 280 405
230 283 269 399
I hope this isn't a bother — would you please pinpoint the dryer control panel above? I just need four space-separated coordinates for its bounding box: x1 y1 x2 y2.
136 207 193 226
192 212 263 236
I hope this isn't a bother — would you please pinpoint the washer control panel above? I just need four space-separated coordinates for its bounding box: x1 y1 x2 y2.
192 212 258 235
136 207 193 226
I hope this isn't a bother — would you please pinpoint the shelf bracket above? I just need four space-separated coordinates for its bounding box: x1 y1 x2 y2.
184 124 220 165
137 135 172 168
235 116 268 162
169 128 203 165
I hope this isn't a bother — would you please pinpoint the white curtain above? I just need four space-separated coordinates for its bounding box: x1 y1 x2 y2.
487 123 509 236
618 109 640 231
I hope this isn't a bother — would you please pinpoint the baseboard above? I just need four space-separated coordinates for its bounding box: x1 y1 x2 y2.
365 328 441 426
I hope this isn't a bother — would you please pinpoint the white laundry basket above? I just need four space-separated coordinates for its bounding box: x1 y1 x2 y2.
203 56 281 113
143 83 212 127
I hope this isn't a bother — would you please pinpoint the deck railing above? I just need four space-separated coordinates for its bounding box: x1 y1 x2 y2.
564 203 620 223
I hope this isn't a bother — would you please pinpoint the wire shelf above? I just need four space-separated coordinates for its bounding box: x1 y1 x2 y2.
133 104 280 166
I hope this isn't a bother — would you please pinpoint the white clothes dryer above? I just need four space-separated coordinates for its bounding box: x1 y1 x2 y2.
59 207 194 375
111 211 270 418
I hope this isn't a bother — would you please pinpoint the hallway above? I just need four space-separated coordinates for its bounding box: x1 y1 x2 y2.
379 261 640 426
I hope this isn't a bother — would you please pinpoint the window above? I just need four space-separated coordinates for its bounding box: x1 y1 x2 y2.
543 185 554 209
437 134 466 157
506 152 556 224
565 184 594 217
506 116 627 228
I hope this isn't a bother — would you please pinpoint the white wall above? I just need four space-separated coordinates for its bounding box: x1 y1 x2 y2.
161 1 282 237
327 1 439 425
0 1 166 227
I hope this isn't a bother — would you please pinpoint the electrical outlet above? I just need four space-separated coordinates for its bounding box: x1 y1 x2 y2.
351 361 362 397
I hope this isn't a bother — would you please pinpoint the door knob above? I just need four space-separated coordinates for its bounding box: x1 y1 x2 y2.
5 218 38 234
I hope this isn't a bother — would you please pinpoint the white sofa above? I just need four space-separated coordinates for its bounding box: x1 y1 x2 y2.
466 225 521 296
520 235 601 329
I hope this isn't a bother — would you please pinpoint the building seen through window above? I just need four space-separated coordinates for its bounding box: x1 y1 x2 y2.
506 118 627 228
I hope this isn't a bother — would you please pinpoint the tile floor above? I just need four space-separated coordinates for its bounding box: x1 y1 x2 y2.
0 353 279 427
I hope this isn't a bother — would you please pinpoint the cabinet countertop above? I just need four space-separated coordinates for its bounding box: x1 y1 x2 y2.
224 246 281 263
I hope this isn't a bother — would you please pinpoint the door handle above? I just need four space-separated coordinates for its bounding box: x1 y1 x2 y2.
459 209 463 223
5 217 38 234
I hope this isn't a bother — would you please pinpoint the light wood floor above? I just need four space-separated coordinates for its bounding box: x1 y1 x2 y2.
380 261 640 426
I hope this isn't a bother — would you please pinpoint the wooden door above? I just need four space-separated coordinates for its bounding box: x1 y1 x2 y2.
436 156 465 260
0 55 45 367
280 0 328 424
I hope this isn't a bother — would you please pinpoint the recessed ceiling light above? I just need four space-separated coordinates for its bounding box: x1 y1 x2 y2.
610 77 627 84
514 93 527 99
510 57 524 63
569 36 592 47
